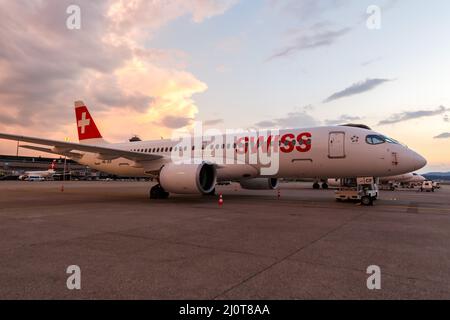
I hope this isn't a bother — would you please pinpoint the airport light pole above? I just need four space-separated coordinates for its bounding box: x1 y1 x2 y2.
62 137 69 191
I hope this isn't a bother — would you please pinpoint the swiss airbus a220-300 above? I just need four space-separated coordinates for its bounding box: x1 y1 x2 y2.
0 101 427 199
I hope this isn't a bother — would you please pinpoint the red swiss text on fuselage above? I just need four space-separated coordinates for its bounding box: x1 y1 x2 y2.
235 132 311 154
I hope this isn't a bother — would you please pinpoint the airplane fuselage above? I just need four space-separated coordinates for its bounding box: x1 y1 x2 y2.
75 126 426 181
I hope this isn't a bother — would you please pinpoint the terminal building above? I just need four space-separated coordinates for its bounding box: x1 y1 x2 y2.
0 155 95 180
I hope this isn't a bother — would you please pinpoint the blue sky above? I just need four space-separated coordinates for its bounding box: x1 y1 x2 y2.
147 0 450 171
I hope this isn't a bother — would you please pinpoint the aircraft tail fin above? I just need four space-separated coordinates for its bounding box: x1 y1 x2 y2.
74 101 107 145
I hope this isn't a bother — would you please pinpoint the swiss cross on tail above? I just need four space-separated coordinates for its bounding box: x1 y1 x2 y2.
74 101 103 142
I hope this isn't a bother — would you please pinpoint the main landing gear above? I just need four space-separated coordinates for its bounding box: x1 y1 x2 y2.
313 182 328 189
204 188 216 196
149 184 169 199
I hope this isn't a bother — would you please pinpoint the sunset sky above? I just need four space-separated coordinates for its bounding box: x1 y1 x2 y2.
0 0 449 172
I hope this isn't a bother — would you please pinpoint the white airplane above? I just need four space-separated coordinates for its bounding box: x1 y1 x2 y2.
18 160 57 180
328 172 426 189
0 101 427 198
380 173 426 184
379 172 426 189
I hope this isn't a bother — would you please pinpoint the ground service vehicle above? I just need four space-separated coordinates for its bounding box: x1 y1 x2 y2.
335 177 378 206
420 181 434 192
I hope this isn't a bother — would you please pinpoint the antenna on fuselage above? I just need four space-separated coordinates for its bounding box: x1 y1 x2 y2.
129 135 142 142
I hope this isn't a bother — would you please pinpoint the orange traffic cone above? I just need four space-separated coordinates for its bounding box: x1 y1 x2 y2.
218 193 224 206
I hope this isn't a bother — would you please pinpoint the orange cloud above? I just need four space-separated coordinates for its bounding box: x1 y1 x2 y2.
0 0 236 156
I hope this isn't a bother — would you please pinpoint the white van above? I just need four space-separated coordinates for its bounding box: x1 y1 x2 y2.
28 176 45 181
420 181 434 192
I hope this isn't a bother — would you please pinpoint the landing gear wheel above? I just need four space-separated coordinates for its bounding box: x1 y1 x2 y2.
321 183 328 189
149 184 169 199
313 182 320 189
204 188 216 196
361 195 373 206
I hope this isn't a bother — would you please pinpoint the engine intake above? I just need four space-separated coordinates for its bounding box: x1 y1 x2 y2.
159 162 216 194
240 178 279 190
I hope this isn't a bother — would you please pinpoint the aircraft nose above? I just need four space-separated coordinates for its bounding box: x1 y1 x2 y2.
410 150 427 171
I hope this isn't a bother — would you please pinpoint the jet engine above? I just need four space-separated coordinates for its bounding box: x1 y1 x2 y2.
240 178 279 190
159 162 217 194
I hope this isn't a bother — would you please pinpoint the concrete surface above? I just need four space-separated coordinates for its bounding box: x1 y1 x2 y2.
0 181 450 299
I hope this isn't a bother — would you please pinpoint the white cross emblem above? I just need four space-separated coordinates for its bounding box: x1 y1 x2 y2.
77 112 90 134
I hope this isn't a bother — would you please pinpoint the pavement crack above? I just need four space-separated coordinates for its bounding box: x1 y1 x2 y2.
212 210 368 299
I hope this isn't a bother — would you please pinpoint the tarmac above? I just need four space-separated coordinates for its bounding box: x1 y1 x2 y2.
1 180 450 299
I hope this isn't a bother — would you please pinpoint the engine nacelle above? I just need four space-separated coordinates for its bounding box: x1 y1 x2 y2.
159 162 217 194
240 178 279 190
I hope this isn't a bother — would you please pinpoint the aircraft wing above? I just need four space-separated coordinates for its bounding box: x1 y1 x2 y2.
0 133 163 162
19 145 85 159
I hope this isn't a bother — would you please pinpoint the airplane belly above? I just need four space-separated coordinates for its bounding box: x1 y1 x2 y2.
216 164 259 180
78 154 147 177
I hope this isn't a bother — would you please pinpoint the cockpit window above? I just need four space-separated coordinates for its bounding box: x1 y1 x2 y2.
382 136 400 144
366 135 385 145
